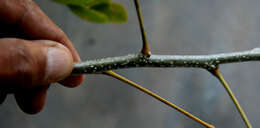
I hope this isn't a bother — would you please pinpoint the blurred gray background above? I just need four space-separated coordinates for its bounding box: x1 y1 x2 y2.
1 0 260 127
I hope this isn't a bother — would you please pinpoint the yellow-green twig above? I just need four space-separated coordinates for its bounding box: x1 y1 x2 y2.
134 0 151 56
213 70 252 128
104 70 214 128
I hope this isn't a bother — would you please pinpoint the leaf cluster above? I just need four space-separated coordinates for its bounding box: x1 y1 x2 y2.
53 0 128 23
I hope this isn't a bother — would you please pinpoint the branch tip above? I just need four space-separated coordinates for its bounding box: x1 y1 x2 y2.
141 49 152 57
207 65 219 76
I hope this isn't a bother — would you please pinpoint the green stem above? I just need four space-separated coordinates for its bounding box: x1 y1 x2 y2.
104 70 215 128
134 0 151 56
212 70 252 128
72 48 260 74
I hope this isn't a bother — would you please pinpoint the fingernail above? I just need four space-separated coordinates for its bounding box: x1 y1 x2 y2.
45 42 73 83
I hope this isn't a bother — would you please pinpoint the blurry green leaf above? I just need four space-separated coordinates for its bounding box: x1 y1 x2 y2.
91 3 128 23
87 0 111 7
53 0 93 6
53 0 111 6
52 0 128 23
69 5 110 23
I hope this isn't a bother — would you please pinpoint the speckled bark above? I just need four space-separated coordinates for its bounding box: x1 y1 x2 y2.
72 48 260 74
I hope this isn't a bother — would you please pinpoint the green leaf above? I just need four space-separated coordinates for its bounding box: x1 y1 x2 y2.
87 0 111 7
53 0 111 6
68 5 110 23
91 3 128 23
53 0 93 6
53 0 128 23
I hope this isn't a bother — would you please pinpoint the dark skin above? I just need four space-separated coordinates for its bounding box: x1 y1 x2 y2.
0 0 84 114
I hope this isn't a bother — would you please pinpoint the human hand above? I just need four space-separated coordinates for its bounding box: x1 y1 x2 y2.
0 0 84 114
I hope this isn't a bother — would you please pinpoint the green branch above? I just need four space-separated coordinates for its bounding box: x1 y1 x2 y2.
72 48 260 74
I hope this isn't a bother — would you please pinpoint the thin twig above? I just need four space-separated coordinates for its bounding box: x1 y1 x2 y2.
212 70 252 128
104 70 215 128
134 0 151 56
72 48 260 74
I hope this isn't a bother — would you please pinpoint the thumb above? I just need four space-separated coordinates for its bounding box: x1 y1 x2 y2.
0 38 74 114
0 38 74 90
